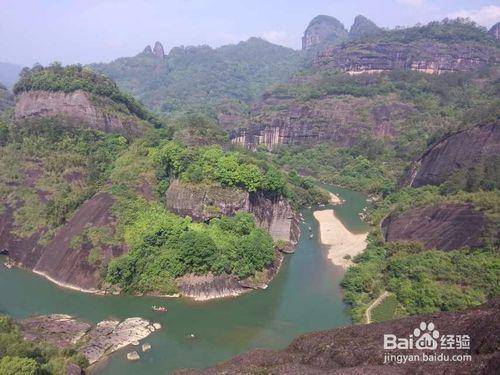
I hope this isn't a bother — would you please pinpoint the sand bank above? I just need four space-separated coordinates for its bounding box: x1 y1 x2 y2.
313 209 367 269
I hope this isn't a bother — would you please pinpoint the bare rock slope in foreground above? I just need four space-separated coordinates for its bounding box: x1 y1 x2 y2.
180 299 499 374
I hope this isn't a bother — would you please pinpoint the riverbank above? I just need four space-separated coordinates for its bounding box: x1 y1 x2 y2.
313 209 368 269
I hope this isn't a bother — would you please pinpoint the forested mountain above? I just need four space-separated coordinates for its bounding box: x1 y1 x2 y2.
91 38 303 113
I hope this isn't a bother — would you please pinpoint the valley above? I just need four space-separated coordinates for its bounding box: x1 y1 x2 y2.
0 8 498 375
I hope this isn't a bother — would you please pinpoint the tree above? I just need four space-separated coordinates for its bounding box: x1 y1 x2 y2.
0 356 40 375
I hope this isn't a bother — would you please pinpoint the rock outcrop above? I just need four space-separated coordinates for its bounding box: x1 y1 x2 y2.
349 15 381 39
165 180 300 243
19 314 158 365
229 95 413 149
316 40 499 74
176 251 283 301
302 15 348 50
381 203 486 250
14 90 146 136
181 298 500 374
143 45 153 54
1 192 126 292
489 22 500 40
153 41 165 58
406 122 500 188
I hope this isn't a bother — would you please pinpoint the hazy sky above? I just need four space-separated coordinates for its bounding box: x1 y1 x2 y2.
1 0 499 66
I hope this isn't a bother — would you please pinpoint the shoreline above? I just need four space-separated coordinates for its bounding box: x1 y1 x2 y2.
5 252 286 302
313 209 368 269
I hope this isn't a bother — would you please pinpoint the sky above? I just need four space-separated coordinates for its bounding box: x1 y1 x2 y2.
1 0 499 66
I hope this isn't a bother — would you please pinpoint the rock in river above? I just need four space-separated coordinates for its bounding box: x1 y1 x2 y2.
20 315 154 365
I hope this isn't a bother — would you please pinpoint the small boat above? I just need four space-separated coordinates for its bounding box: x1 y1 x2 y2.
309 234 314 239
152 305 168 313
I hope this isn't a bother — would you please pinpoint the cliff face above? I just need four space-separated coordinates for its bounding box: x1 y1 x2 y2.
302 15 348 50
165 179 300 243
406 122 500 188
14 90 145 136
316 40 499 74
182 299 499 374
229 95 413 149
381 203 486 250
1 192 126 291
489 22 500 40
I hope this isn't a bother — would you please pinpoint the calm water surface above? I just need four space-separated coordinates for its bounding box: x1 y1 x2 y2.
0 186 369 374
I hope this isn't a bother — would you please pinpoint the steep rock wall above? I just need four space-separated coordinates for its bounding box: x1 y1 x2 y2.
316 40 499 74
406 122 500 187
381 203 485 250
1 192 126 291
229 95 413 149
165 180 300 243
14 90 145 136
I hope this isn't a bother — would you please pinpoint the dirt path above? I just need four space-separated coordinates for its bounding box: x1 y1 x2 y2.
365 291 390 324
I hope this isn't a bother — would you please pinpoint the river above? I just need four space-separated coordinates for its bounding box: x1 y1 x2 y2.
0 186 369 374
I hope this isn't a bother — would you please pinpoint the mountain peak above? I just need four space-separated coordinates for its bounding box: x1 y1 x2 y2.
349 15 381 38
302 15 348 50
489 22 500 40
153 41 165 58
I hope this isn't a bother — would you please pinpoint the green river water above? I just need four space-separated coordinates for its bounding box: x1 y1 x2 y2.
0 186 369 374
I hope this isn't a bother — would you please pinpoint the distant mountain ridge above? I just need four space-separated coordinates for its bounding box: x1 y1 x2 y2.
91 37 303 113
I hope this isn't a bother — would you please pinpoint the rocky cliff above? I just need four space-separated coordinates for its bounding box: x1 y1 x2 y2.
349 15 381 39
153 41 165 58
302 15 348 50
181 298 500 374
381 203 486 250
228 95 413 149
316 39 499 74
165 179 300 243
405 122 500 188
489 22 500 40
1 191 126 291
14 90 146 136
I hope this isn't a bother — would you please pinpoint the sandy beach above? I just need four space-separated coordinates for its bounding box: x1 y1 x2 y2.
313 209 367 269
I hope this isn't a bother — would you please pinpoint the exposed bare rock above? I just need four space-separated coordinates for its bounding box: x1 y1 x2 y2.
229 95 413 149
349 15 381 39
153 41 165 58
316 40 499 74
177 251 283 300
302 15 348 51
19 314 91 348
80 317 153 364
14 90 146 136
381 203 486 250
2 192 127 292
143 45 153 54
20 315 155 366
165 179 300 243
489 22 500 40
405 122 500 188
180 299 500 374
